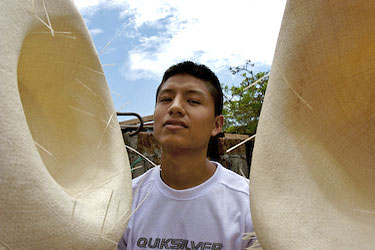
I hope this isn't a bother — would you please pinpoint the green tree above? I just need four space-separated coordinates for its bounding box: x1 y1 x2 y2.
222 60 269 135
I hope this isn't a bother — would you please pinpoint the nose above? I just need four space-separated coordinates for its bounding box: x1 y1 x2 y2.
168 97 185 116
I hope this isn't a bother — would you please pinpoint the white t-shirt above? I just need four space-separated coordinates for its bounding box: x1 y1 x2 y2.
118 162 255 250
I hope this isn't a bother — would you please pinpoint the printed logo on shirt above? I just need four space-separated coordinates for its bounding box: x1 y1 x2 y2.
136 237 223 250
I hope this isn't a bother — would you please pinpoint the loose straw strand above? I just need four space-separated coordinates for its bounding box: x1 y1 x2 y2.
74 170 129 199
121 192 151 225
51 61 105 76
69 105 117 132
115 200 121 221
33 31 71 34
32 31 76 39
117 102 129 112
100 41 112 55
125 145 158 168
98 113 114 149
32 0 54 36
131 165 144 172
42 0 54 36
102 63 116 67
226 134 256 153
106 192 150 235
355 208 375 215
99 96 112 115
272 63 313 111
100 190 114 236
106 171 150 234
100 236 118 248
110 90 121 97
69 105 96 118
239 166 248 179
243 73 270 92
74 78 99 97
0 239 15 250
34 140 53 156
71 200 77 219
243 232 263 249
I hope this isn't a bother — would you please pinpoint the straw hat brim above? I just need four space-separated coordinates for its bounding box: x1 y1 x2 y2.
0 1 132 249
250 0 375 249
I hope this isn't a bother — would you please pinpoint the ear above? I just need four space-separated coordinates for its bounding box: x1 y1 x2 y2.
211 115 224 137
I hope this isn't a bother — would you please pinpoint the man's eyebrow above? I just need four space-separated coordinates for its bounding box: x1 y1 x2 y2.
158 88 206 97
158 89 174 95
184 89 206 97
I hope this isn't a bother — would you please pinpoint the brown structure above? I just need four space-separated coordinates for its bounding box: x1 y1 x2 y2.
120 115 254 179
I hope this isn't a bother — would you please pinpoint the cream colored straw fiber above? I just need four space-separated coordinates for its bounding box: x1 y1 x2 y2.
0 0 132 249
250 0 375 249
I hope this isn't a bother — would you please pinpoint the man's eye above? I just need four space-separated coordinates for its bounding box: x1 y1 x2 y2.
160 97 172 102
188 99 200 105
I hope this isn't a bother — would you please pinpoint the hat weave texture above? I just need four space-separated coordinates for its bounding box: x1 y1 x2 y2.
250 0 375 249
0 1 132 249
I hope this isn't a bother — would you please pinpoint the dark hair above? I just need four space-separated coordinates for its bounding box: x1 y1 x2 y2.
156 61 223 116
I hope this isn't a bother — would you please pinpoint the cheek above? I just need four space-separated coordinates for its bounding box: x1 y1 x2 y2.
194 115 216 134
153 109 162 131
153 106 167 137
153 105 163 123
195 109 215 125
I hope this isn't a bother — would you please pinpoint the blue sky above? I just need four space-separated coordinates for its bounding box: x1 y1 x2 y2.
74 0 287 119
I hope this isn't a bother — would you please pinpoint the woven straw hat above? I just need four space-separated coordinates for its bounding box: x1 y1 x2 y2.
250 0 375 249
0 0 132 249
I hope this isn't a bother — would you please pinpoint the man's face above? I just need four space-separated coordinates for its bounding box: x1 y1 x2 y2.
153 74 223 153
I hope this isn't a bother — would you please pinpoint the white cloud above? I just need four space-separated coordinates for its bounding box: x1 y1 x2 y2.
89 28 104 36
125 0 287 79
76 0 287 80
74 0 127 17
74 0 102 10
118 0 175 27
74 0 103 17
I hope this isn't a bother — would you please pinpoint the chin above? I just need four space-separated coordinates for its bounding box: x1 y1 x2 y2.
160 139 187 149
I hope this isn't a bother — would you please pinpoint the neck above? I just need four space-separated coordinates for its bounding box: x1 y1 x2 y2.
160 148 216 190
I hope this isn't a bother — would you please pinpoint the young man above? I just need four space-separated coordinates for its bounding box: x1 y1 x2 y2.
118 61 255 250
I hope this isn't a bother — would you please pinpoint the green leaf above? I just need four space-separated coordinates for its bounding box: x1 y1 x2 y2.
222 60 269 135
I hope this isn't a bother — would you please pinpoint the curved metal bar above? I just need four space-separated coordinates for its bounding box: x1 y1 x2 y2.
117 112 144 136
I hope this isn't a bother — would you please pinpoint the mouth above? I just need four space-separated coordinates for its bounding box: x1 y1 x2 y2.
163 119 188 128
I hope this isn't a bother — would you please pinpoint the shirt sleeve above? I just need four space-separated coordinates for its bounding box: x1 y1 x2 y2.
241 207 258 249
117 232 127 250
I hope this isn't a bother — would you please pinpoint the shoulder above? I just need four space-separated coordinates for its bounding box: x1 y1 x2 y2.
216 162 250 197
214 163 255 243
132 166 159 191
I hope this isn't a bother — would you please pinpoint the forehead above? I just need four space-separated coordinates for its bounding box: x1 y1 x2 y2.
159 74 211 95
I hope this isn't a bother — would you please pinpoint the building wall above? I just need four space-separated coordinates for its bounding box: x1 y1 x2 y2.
122 132 253 179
